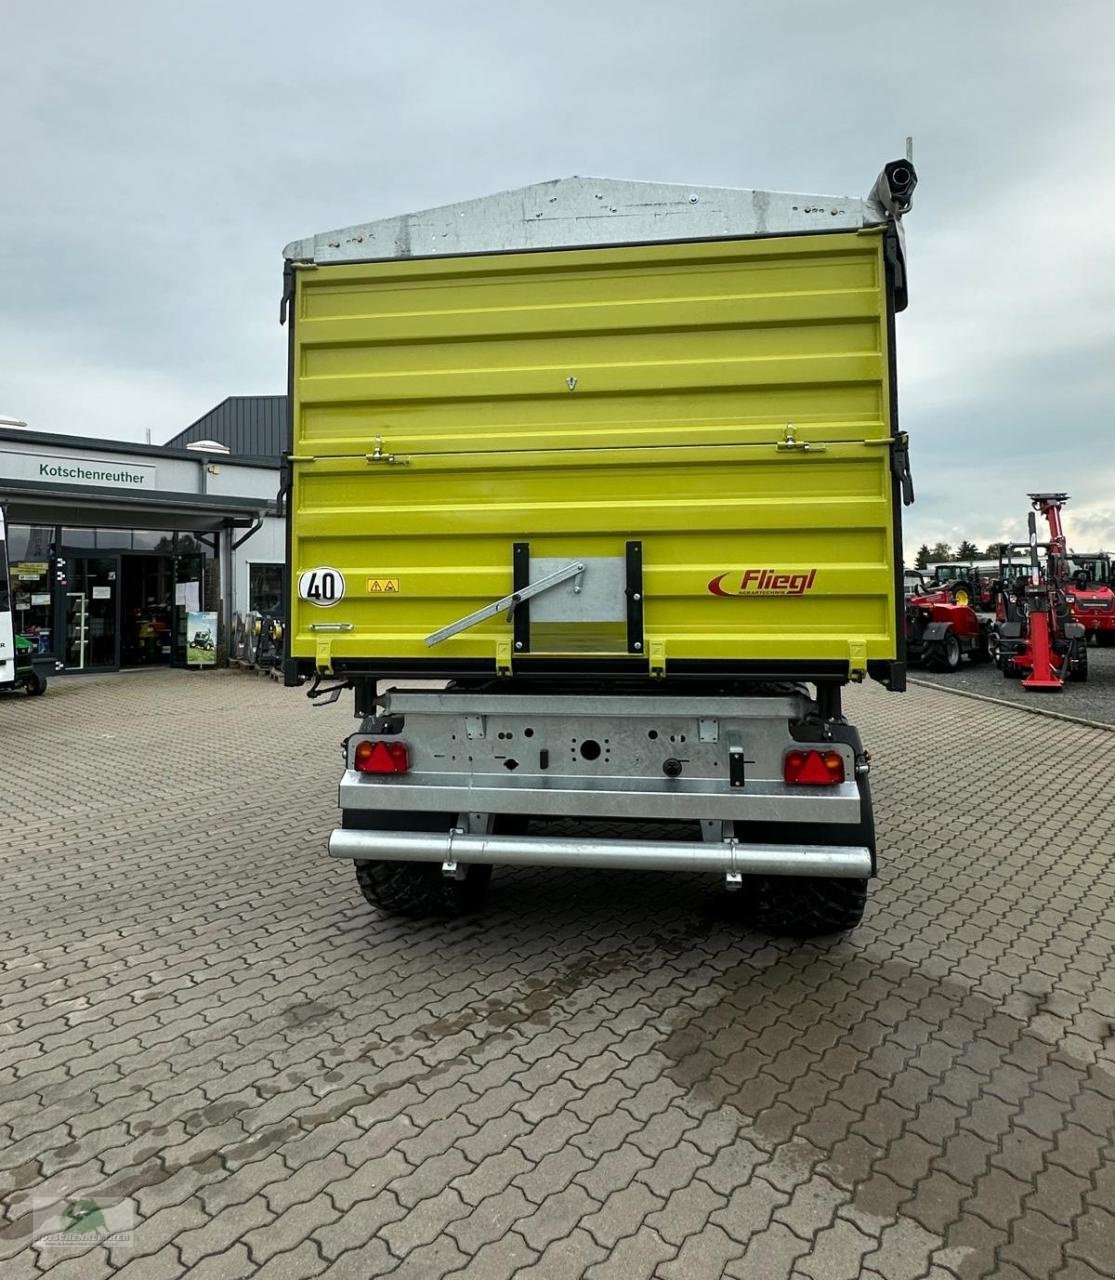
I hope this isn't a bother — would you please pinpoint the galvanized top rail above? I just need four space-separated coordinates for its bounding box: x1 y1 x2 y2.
283 164 915 265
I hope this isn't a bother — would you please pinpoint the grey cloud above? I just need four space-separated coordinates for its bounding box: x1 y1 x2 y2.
2 0 1114 547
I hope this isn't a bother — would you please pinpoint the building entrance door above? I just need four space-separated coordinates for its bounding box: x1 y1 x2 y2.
120 554 174 666
61 555 120 670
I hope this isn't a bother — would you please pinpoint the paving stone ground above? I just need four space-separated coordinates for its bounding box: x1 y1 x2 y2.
1 667 1114 1280
912 637 1115 727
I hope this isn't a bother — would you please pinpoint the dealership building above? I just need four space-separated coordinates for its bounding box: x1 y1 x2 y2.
0 397 284 672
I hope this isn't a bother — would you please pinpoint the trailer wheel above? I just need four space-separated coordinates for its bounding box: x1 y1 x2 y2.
354 860 492 918
736 778 872 937
23 672 47 697
1069 645 1088 683
746 876 868 937
924 632 961 672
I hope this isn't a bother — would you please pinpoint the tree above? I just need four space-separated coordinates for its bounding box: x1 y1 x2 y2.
929 541 953 563
984 542 1007 558
956 540 980 561
914 543 931 570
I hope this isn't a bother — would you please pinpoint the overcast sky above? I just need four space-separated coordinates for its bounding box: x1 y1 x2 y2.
3 0 1113 554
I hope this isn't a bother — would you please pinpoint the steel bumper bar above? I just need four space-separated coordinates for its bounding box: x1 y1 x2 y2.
328 828 872 878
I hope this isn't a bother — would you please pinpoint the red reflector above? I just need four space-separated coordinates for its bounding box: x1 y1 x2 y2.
783 748 845 786
354 740 410 774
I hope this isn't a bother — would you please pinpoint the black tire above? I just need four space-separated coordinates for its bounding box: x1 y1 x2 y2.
23 672 47 697
967 633 992 665
355 860 492 918
746 877 868 936
736 778 872 937
1001 657 1023 679
1069 645 1088 683
244 614 260 666
924 631 961 672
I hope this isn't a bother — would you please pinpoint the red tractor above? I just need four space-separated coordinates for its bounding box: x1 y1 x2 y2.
1064 553 1115 646
904 575 991 671
929 562 996 610
992 493 1088 690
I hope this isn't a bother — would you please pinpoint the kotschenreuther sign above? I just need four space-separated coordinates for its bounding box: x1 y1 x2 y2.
2 450 157 491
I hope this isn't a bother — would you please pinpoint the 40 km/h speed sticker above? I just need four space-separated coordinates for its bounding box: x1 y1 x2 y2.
298 567 345 607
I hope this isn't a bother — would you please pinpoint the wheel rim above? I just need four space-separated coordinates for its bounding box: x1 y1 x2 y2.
946 635 961 665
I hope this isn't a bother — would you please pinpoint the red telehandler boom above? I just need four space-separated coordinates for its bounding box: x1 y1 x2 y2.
993 493 1088 691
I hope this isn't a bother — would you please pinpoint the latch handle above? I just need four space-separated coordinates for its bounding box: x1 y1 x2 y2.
776 422 827 454
366 436 410 466
891 431 914 505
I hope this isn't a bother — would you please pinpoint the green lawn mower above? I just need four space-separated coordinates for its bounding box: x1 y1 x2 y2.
10 634 50 696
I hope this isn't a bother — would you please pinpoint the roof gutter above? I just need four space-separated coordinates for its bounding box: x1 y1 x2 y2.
231 517 264 550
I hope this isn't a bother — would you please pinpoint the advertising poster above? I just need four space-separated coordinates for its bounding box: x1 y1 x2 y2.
186 611 218 666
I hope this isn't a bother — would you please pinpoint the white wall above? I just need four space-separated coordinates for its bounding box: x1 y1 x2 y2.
206 462 281 501
232 515 285 617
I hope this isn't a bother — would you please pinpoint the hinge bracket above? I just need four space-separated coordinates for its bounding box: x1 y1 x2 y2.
426 560 586 647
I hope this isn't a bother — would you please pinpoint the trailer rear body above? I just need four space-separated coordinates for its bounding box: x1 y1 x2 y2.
287 224 906 687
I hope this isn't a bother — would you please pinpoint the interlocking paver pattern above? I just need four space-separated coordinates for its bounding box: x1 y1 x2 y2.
2 668 1114 1279
912 644 1115 726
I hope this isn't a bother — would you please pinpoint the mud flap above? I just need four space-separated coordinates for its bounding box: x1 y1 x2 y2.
920 622 952 643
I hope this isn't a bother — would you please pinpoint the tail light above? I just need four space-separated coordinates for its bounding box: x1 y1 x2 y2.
354 740 410 775
784 749 845 786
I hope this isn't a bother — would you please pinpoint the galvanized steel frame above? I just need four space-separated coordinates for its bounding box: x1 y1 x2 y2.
339 690 863 824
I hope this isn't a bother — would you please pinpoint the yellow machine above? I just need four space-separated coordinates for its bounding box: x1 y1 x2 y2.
287 226 908 686
283 160 917 934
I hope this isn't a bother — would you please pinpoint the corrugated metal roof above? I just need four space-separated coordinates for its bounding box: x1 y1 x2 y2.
165 395 285 459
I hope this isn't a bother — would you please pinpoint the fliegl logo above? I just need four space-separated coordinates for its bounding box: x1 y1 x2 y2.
708 568 818 597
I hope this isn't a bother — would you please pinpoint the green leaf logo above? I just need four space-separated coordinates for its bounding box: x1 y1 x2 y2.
61 1201 106 1236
